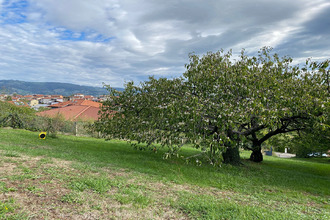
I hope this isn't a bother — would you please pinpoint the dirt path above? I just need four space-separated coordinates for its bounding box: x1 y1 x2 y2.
274 152 296 158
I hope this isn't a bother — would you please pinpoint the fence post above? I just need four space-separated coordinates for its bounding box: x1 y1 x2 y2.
74 121 78 136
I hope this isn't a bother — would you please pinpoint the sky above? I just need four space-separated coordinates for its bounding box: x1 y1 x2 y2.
0 0 329 88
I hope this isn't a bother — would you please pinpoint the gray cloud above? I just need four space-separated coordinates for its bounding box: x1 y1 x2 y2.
0 0 329 88
274 2 330 59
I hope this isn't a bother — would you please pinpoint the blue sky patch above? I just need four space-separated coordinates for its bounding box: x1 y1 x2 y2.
0 0 28 24
55 29 115 43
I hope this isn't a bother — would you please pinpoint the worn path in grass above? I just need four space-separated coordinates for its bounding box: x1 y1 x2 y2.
274 152 296 158
0 129 329 219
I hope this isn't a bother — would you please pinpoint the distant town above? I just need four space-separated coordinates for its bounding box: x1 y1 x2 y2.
0 93 109 108
0 93 110 121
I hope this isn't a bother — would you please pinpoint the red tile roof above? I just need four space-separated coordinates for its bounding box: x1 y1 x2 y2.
37 105 100 121
33 94 44 98
49 99 102 108
8 101 29 107
72 99 102 108
49 101 72 108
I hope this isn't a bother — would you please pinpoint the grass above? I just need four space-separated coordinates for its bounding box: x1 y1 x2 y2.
0 128 329 219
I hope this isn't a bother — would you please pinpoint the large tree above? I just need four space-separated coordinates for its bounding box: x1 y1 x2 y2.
96 48 329 165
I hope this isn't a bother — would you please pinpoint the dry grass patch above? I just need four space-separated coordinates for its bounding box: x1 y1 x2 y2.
0 153 191 219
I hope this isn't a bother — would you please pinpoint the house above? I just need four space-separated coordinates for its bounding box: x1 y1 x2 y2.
11 97 19 101
37 105 100 121
0 94 7 101
33 94 45 100
31 104 49 111
8 101 29 107
50 95 64 103
99 95 111 102
39 96 52 104
23 95 34 101
48 101 72 108
29 99 39 107
37 99 102 122
48 99 102 108
84 95 94 101
72 93 84 100
71 99 102 108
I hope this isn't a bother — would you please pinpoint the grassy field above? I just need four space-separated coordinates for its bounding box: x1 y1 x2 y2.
0 128 329 219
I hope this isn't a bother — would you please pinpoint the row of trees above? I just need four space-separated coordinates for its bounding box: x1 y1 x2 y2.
96 48 329 165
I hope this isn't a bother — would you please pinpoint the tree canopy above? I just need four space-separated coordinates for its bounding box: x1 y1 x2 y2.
96 48 329 165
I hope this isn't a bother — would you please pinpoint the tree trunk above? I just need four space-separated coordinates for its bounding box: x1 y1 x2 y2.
250 145 263 162
222 146 241 165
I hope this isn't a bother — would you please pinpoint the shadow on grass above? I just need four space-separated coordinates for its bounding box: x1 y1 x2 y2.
291 157 330 164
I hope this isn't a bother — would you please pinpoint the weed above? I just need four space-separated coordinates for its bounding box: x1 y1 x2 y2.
40 179 53 184
0 182 18 193
26 185 43 193
9 174 41 181
60 192 85 204
90 204 102 211
37 157 53 166
70 176 112 194
3 151 20 158
0 198 15 216
115 185 152 208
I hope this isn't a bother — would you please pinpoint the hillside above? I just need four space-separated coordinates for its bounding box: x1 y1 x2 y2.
0 129 329 219
0 80 123 96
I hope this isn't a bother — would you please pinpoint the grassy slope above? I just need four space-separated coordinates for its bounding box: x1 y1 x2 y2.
0 129 329 219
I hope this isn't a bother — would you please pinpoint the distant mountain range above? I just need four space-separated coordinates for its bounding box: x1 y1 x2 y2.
0 80 123 96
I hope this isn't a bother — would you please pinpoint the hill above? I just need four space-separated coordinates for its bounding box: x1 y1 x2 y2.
0 80 123 96
0 129 329 219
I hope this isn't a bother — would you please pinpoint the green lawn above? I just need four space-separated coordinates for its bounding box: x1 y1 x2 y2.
0 128 329 219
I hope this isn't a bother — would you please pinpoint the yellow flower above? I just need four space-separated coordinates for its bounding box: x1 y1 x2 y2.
5 206 8 210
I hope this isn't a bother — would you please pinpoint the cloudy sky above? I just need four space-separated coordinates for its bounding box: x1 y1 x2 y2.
0 0 329 88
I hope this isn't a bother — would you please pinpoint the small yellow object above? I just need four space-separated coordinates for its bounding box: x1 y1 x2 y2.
39 132 47 139
5 206 8 210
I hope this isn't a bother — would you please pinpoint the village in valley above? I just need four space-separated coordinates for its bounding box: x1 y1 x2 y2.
0 93 109 122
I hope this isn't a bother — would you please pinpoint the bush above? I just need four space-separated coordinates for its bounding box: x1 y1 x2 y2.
0 101 97 137
291 130 330 158
0 101 36 129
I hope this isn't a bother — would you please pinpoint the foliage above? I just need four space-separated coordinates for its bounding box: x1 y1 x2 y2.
41 114 65 137
267 133 294 153
0 113 24 129
97 48 329 164
0 101 36 129
0 101 75 135
292 124 330 158
5 95 12 101
0 101 35 117
36 106 51 112
268 99 330 157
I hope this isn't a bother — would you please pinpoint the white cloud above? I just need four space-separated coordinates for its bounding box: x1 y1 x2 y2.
0 0 329 88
